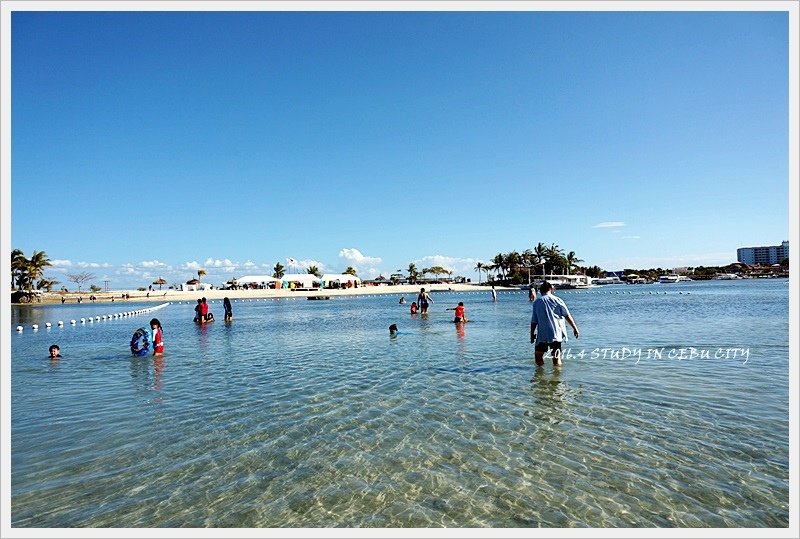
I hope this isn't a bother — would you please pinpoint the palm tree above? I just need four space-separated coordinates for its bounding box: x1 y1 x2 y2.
427 266 448 282
273 262 285 279
521 249 538 283
344 266 358 276
544 243 565 275
492 253 506 281
36 278 59 292
474 261 485 284
506 251 522 281
407 263 419 285
197 269 207 282
11 249 27 290
307 265 322 278
26 250 52 292
533 242 548 277
565 251 584 275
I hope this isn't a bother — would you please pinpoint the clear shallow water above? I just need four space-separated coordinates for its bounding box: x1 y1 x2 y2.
10 280 790 527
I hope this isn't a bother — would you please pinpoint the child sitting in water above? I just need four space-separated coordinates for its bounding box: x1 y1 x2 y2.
447 302 468 323
410 301 418 314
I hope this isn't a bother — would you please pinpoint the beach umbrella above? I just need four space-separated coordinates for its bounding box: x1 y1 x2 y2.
152 277 167 290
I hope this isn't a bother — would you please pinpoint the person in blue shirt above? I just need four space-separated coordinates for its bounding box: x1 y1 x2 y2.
530 282 580 367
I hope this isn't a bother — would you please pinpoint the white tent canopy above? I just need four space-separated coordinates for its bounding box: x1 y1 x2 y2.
281 273 320 288
320 274 361 287
234 275 281 286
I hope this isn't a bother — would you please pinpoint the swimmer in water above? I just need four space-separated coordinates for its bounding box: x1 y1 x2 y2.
48 344 62 359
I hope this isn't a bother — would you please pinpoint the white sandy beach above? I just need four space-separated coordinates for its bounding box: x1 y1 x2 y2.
31 282 516 305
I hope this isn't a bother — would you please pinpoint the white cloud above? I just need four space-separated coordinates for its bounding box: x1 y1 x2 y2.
621 235 641 240
243 260 257 268
203 257 236 270
140 260 167 268
297 259 326 271
339 248 382 269
119 264 139 275
362 267 381 278
593 221 626 229
51 259 73 267
182 261 202 271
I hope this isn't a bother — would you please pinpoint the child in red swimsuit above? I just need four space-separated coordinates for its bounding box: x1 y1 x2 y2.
150 318 164 355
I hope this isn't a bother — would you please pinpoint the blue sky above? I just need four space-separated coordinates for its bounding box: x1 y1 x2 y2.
8 8 791 289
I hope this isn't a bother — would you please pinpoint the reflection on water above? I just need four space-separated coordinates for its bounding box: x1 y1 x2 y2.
10 281 790 527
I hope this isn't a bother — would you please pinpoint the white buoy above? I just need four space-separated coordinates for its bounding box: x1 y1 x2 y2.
80 318 86 323
70 319 76 325
95 316 100 321
16 326 23 332
58 321 64 326
45 322 52 328
88 317 93 323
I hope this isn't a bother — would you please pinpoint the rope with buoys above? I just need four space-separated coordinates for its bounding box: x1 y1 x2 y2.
14 302 170 333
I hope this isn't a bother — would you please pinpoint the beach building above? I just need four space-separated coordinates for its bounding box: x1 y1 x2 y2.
737 241 789 265
181 278 213 292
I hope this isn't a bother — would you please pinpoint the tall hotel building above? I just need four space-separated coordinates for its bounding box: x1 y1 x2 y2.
737 241 789 265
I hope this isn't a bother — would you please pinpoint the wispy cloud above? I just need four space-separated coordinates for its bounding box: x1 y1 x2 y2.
593 221 626 229
621 235 640 240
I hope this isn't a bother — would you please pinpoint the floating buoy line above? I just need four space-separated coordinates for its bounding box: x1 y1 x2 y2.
15 302 170 333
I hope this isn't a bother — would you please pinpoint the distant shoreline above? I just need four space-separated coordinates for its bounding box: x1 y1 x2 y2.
12 282 515 306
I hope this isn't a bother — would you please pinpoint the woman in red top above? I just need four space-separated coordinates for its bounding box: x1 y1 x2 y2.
150 318 164 355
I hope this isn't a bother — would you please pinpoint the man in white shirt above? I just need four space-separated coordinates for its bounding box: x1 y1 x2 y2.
530 282 580 367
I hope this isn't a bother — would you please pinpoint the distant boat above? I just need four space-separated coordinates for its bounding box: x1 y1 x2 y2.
714 273 741 280
593 276 624 285
525 274 596 290
658 275 681 283
624 273 650 284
